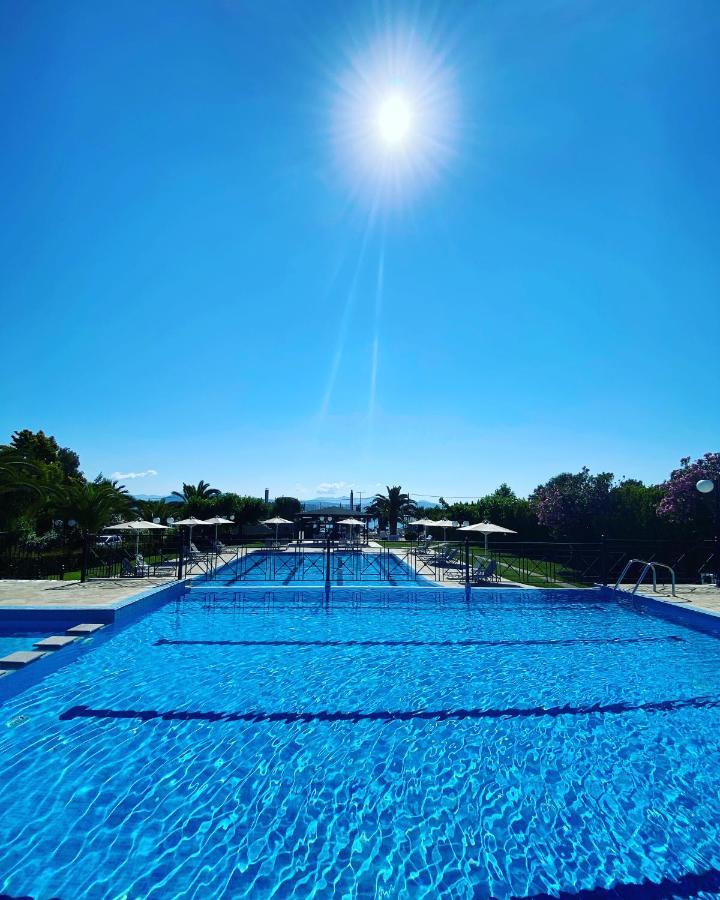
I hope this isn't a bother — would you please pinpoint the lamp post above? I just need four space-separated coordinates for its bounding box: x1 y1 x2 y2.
697 479 719 586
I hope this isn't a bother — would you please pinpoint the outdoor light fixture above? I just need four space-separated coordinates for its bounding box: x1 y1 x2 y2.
153 517 161 524
696 478 719 587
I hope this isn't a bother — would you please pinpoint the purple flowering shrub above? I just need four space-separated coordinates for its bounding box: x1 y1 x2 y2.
657 453 720 523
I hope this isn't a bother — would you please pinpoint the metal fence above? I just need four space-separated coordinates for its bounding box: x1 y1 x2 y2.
0 535 715 587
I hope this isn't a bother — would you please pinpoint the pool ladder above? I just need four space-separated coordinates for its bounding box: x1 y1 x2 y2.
614 559 678 598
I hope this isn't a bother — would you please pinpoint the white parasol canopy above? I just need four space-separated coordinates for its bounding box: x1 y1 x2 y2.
203 516 234 547
104 520 168 555
338 517 364 544
430 518 458 541
457 521 517 553
261 516 293 545
173 516 209 549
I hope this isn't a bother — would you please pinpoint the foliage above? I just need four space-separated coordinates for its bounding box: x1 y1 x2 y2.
273 496 302 519
436 484 544 539
368 486 417 533
135 499 178 523
51 476 133 535
171 480 221 517
10 429 82 480
530 468 614 539
657 453 720 537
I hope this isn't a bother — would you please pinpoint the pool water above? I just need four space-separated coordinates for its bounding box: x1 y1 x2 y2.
2 588 720 897
209 549 430 586
0 629 46 657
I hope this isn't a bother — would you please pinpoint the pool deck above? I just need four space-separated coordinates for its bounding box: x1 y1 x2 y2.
0 578 175 610
621 583 720 615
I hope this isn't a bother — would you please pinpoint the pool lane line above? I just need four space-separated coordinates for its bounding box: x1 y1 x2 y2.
153 635 685 649
59 694 720 726
514 864 720 899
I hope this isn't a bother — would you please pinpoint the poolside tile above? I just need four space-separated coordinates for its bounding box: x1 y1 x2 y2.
34 635 79 650
66 623 105 635
0 650 46 669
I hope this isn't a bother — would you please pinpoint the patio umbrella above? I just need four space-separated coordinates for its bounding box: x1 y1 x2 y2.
409 517 435 540
432 519 459 542
105 520 168 556
457 521 517 554
174 516 209 550
338 517 365 544
261 516 293 545
203 516 234 547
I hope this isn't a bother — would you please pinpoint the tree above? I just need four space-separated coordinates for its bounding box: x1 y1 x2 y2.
52 476 133 535
273 496 301 519
530 467 614 539
368 486 417 533
657 453 720 538
10 429 82 480
171 480 221 516
171 481 220 503
135 498 178 523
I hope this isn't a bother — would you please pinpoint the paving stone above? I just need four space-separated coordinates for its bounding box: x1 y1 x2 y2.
0 651 46 669
66 623 105 635
34 635 79 650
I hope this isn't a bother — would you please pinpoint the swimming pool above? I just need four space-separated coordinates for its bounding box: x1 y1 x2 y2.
2 586 720 897
208 549 431 585
0 626 47 657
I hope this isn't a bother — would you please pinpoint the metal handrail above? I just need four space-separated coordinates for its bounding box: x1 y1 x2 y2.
614 558 677 598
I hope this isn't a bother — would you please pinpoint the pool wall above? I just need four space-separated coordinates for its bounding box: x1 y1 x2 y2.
614 587 720 639
0 579 186 705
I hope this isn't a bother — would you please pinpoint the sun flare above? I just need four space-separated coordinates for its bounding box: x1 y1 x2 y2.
376 93 413 146
330 27 458 208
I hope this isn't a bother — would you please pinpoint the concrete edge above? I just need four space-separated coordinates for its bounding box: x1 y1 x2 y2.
0 580 187 706
613 588 720 638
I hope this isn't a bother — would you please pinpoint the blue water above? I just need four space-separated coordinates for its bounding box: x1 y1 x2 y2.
2 588 720 897
0 629 46 657
209 549 431 586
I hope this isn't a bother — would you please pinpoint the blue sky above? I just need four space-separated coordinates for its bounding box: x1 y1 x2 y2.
1 0 718 501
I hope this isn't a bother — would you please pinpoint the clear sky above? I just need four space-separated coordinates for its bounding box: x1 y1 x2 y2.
2 0 719 501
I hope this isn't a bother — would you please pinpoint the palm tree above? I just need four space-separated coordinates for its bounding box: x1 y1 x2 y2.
368 485 417 534
0 447 44 497
136 498 176 523
52 476 133 535
171 481 220 503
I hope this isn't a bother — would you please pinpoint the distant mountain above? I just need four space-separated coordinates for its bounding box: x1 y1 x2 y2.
131 494 183 503
300 496 439 510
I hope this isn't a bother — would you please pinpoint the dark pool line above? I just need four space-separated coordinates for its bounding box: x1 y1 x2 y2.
58 694 720 726
185 601 609 613
516 865 720 899
153 635 684 649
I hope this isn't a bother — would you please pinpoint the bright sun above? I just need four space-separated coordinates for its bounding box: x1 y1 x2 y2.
331 27 458 207
376 93 413 146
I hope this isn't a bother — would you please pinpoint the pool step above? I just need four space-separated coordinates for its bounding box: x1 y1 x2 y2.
66 623 105 636
0 651 46 669
34 635 79 651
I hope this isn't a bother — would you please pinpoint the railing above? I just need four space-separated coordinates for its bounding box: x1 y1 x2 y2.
0 536 714 587
613 558 679 598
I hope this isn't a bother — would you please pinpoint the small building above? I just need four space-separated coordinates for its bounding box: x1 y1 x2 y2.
295 506 373 542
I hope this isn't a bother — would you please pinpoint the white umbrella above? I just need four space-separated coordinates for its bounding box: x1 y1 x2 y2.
457 521 517 554
338 517 364 544
105 520 168 556
203 516 234 547
174 516 209 550
409 517 434 541
261 516 293 545
431 519 459 542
